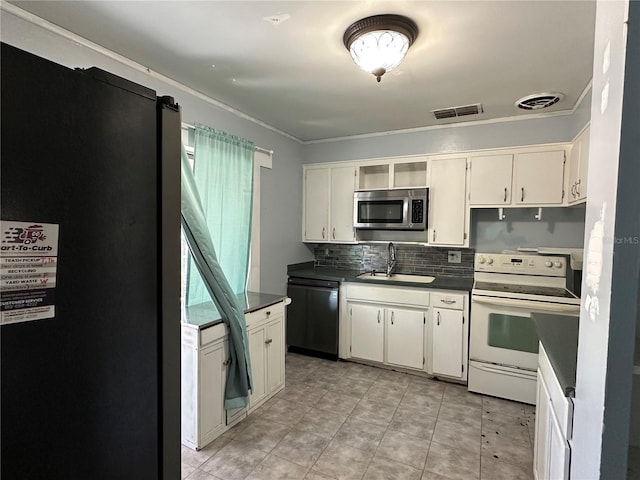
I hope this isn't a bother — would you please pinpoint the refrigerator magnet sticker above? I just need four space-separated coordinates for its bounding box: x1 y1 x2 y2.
0 221 59 325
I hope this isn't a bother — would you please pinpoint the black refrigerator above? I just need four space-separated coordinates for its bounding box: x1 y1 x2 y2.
1 43 181 479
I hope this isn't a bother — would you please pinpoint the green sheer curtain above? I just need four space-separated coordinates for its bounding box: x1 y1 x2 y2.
181 145 252 409
187 124 255 304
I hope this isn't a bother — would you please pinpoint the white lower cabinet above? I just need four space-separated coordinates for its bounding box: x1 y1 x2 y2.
350 303 384 363
345 283 468 380
181 300 287 451
430 292 468 381
387 308 425 370
181 323 229 450
534 343 572 480
246 304 286 411
432 308 464 378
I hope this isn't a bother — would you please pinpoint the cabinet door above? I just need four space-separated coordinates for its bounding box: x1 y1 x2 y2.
432 308 464 378
266 317 284 394
200 341 227 444
469 154 513 205
386 308 425 370
514 151 565 205
548 407 571 480
429 157 467 246
566 141 581 203
534 369 551 480
330 166 356 242
248 326 267 407
350 303 384 363
576 126 589 201
304 168 330 242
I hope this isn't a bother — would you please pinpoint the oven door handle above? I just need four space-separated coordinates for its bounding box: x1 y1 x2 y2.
472 296 580 314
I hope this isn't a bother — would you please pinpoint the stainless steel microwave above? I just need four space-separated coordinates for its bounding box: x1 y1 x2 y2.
353 188 428 230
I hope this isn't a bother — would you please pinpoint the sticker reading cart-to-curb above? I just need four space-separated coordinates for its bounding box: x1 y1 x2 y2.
1 221 59 325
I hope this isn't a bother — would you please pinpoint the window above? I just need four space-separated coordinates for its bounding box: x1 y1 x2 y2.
180 126 271 308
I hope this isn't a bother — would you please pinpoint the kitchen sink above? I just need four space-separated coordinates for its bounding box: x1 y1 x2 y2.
356 272 436 284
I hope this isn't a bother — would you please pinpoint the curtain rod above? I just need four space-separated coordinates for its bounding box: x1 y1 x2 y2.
181 122 274 156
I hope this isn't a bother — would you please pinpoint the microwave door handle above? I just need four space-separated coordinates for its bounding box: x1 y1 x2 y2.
472 296 580 314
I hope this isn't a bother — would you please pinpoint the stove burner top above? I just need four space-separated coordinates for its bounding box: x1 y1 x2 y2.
474 281 577 299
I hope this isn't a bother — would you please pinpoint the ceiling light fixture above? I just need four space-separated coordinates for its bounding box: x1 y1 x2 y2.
343 14 418 83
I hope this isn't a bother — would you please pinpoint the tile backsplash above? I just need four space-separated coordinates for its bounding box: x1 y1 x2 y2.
313 244 474 278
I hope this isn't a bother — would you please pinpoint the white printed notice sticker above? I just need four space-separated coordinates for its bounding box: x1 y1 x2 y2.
1 221 59 325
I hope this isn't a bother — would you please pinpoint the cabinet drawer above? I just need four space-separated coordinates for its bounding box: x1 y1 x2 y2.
431 293 465 310
245 302 284 329
200 322 227 347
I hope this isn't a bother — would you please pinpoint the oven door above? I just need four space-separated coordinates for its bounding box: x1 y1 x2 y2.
470 295 579 371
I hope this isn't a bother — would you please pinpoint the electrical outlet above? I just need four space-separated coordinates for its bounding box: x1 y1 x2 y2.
448 251 461 264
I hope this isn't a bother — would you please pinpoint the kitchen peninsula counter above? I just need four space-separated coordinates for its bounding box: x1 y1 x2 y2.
532 312 580 397
182 291 288 330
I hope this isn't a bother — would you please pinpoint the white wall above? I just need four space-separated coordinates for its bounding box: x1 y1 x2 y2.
303 113 579 164
471 206 586 253
572 0 640 478
0 8 313 295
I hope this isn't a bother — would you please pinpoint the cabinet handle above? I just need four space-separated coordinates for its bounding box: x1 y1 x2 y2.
521 187 525 202
377 310 381 324
575 179 581 196
391 311 395 325
223 358 232 366
437 311 441 326
265 338 273 345
322 227 325 239
332 227 336 240
440 299 456 305
571 183 577 198
504 187 507 202
266 311 271 317
432 229 437 242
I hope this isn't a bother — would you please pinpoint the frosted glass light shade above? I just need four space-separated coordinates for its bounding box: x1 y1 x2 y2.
343 14 418 83
349 30 410 80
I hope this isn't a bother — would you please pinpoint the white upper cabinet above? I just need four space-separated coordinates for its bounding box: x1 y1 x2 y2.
357 157 428 190
303 165 356 243
513 150 565 205
567 126 590 204
470 149 566 207
303 168 330 242
330 166 357 242
429 157 468 246
469 154 513 205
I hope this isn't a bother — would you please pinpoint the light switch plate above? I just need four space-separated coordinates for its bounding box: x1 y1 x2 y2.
448 251 461 263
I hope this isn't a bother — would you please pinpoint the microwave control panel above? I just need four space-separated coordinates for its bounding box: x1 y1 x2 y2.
411 199 424 223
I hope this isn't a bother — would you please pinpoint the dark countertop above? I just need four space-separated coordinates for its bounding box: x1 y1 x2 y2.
532 312 580 397
182 291 287 330
287 262 473 291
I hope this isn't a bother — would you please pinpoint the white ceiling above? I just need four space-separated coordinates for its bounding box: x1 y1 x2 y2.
8 1 596 142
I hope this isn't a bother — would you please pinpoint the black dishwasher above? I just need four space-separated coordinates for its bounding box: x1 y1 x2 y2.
286 276 340 360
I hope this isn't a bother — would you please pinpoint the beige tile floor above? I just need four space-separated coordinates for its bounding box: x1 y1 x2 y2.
182 353 536 480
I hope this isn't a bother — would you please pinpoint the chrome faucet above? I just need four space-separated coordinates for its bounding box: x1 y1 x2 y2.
386 242 397 277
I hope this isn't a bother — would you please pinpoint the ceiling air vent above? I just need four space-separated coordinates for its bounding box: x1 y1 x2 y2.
515 93 564 110
432 103 483 120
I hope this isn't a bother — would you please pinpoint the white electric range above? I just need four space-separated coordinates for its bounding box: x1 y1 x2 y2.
468 252 580 405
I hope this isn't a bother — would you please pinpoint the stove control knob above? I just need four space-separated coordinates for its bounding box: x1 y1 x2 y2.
545 261 553 267
478 257 486 264
553 261 562 268
487 258 494 265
